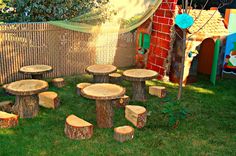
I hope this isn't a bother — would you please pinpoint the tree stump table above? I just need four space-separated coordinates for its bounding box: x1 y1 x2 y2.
19 65 52 79
5 79 48 118
81 83 125 128
85 64 117 83
123 69 158 101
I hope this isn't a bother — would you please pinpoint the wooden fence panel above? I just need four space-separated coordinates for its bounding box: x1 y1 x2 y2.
0 23 136 84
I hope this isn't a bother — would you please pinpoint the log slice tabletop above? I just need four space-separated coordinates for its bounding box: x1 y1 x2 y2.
123 69 158 81
81 83 125 100
20 65 52 79
86 64 117 75
123 69 158 101
20 65 52 74
6 79 48 96
81 83 125 128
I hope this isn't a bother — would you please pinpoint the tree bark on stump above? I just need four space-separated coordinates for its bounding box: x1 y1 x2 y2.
0 101 14 113
96 100 114 128
13 95 39 118
93 75 109 83
112 95 130 108
31 74 43 79
52 78 65 88
0 111 18 128
131 81 146 101
109 73 122 84
114 125 134 142
64 115 93 140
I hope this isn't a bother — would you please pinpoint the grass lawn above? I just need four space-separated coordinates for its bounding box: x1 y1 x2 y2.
0 74 236 156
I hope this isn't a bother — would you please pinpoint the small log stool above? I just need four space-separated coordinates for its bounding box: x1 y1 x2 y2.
109 73 122 83
112 95 130 108
39 91 60 109
125 105 147 128
114 125 134 142
52 78 65 88
5 79 48 118
123 69 158 101
76 83 91 96
149 86 167 98
64 115 93 140
86 64 117 83
2 84 11 96
0 101 14 113
81 83 125 128
0 111 18 128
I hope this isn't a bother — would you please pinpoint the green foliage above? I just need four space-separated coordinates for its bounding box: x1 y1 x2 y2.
0 0 109 23
161 101 189 128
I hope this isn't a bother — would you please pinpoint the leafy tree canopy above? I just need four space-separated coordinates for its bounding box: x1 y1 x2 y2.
0 0 109 23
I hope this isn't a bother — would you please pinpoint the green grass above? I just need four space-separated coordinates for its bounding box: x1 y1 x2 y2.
0 74 236 156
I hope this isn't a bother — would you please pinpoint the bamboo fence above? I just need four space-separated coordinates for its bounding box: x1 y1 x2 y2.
0 23 136 84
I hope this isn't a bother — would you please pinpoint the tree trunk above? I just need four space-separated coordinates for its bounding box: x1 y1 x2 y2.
13 95 39 118
93 75 109 83
131 81 146 101
32 74 43 79
96 100 114 128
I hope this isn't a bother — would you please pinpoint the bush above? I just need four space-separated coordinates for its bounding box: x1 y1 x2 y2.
0 0 109 23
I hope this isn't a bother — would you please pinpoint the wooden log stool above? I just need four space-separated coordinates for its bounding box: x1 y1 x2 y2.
2 84 11 96
0 111 18 128
112 95 130 108
64 115 93 140
0 101 14 113
149 86 167 98
109 73 122 83
125 105 147 128
39 91 60 109
76 83 91 96
114 125 134 142
52 78 65 88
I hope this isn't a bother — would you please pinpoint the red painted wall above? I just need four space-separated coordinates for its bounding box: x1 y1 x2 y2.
147 0 178 79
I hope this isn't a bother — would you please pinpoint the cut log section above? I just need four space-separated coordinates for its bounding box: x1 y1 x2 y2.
149 86 167 98
109 73 122 83
125 105 147 128
0 111 18 128
76 83 91 96
39 91 60 109
96 100 114 128
112 95 130 108
13 95 39 118
114 125 134 142
0 101 14 113
52 78 65 88
64 115 93 140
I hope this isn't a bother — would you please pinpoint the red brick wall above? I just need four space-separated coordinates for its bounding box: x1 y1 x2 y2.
146 0 178 79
